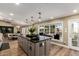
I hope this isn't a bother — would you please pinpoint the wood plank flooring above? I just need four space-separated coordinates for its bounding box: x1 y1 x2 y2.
0 40 79 56
0 41 27 56
49 44 79 56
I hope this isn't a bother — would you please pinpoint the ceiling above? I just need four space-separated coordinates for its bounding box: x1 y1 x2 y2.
0 3 79 25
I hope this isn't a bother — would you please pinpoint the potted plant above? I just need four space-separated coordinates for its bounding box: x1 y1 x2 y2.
26 26 39 40
26 26 36 37
29 27 36 35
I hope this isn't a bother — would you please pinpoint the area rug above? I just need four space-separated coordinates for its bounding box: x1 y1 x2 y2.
0 43 10 51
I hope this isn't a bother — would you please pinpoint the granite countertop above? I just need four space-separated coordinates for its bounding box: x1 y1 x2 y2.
19 35 52 43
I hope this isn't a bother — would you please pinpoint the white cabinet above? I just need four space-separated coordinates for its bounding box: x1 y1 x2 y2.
18 36 50 56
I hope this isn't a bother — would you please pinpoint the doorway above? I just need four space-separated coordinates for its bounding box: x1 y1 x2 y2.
68 19 79 50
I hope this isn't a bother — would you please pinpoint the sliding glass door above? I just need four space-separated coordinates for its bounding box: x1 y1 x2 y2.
68 20 79 50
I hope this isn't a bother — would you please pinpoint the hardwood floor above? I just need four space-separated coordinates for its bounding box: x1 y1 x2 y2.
0 40 79 56
49 44 79 56
0 40 27 56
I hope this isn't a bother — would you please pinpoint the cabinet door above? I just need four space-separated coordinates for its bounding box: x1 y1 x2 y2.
18 37 22 46
27 41 35 56
27 40 31 55
34 43 39 56
22 39 26 50
45 40 50 56
35 42 45 56
39 42 45 56
30 42 35 56
18 37 20 43
23 39 28 53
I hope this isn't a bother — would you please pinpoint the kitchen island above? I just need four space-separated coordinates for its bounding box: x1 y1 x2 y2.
18 35 52 56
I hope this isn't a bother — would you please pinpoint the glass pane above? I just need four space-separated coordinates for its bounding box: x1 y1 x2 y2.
50 25 55 33
39 26 45 33
72 23 79 33
50 23 63 40
39 29 44 33
72 41 77 46
55 23 62 37
71 22 79 47
45 26 49 34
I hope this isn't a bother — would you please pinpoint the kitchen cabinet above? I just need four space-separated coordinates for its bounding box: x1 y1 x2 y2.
18 36 51 56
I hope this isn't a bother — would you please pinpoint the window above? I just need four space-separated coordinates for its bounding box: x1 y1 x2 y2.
38 22 63 42
50 22 63 42
0 26 14 33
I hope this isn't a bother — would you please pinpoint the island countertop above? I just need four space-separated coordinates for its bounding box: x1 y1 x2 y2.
19 35 52 43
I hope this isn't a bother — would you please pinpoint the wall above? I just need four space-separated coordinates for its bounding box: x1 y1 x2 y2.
0 21 12 26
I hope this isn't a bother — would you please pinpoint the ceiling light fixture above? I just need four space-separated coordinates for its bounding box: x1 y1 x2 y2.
10 13 14 16
38 12 42 22
73 9 78 13
38 19 41 22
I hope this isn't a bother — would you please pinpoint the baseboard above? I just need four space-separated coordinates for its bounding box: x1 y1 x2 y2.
50 42 69 48
50 42 79 51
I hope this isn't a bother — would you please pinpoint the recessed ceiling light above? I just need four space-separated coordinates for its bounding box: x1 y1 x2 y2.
0 16 3 19
16 26 20 28
0 12 3 15
38 19 41 22
15 3 20 5
73 9 78 13
10 13 14 16
50 17 54 19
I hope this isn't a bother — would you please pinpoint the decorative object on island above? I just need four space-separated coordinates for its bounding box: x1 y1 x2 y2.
26 26 39 40
28 26 36 35
26 15 39 40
